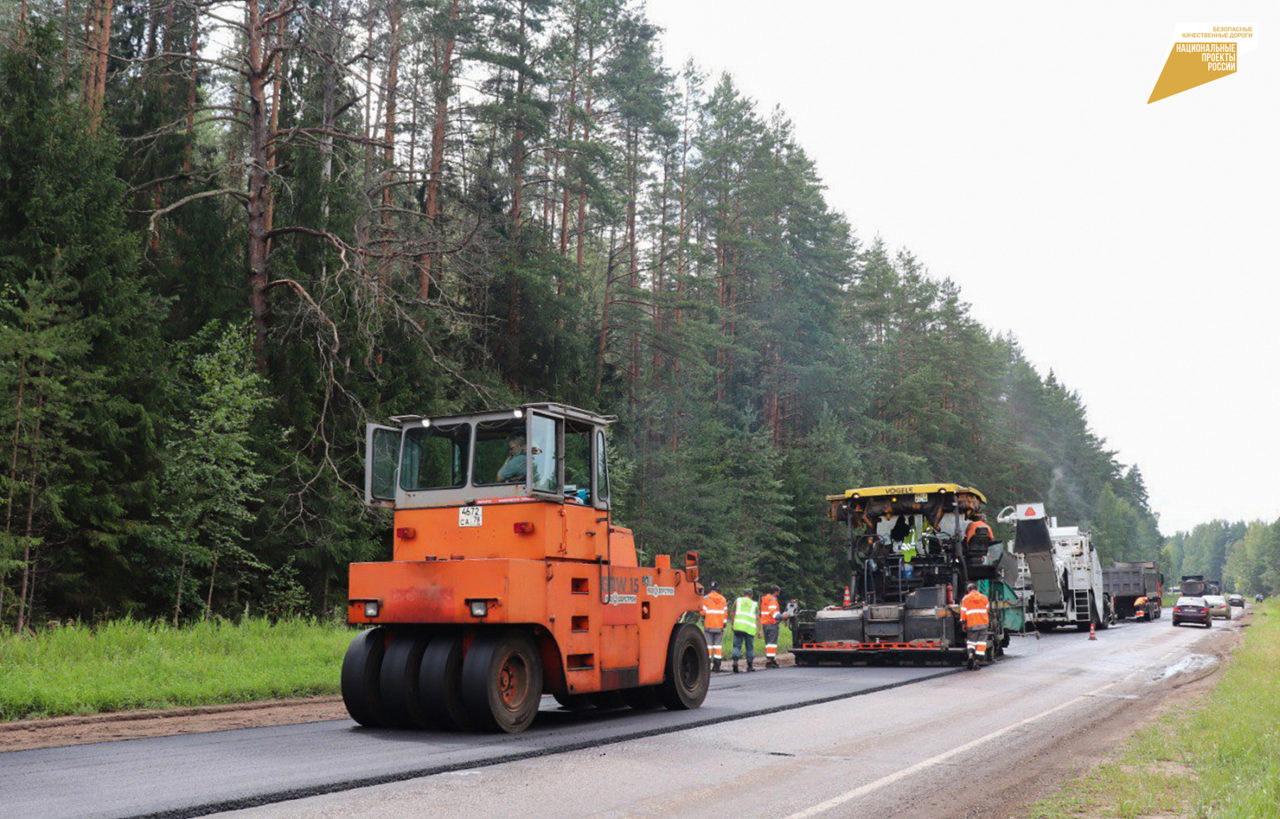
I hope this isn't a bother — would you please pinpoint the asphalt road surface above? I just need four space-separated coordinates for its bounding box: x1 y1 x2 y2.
1 660 953 818
0 611 1241 818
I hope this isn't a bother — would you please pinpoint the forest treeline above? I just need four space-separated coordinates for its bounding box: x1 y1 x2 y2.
1164 520 1280 598
0 0 1167 629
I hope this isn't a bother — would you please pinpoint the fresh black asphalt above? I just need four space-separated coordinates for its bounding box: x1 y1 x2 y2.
0 664 959 818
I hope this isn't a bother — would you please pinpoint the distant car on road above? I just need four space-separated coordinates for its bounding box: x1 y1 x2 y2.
1227 593 1245 609
1203 594 1230 619
1172 597 1211 628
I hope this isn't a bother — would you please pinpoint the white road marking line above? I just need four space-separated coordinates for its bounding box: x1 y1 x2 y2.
783 682 1117 819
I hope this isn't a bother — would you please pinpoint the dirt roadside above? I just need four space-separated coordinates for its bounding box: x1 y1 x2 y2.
0 696 347 752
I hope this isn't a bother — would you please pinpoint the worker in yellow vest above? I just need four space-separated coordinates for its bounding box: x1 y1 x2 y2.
760 585 781 668
701 581 728 672
730 588 760 673
960 582 990 669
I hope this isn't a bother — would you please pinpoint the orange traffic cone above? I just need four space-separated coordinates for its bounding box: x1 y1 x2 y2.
1089 622 1097 641
843 586 852 607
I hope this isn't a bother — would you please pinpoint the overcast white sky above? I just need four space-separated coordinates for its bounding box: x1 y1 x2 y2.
643 1 1277 534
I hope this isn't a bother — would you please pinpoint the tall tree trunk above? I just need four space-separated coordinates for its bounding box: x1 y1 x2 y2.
2 337 27 627
625 127 639 408
557 12 580 257
382 0 401 223
91 0 114 131
80 0 96 104
574 42 594 279
245 0 272 365
204 551 218 620
594 226 617 394
362 4 374 190
673 87 689 383
15 383 45 633
652 151 670 378
144 0 158 61
417 0 459 301
60 0 72 80
182 9 199 174
509 1 527 230
264 13 284 256
319 0 340 236
173 545 188 626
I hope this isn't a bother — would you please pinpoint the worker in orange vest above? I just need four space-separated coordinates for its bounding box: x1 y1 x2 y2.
959 582 990 669
760 585 782 668
965 514 994 552
701 581 728 672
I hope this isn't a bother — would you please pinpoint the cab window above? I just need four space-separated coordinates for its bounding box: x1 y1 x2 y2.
400 423 469 490
595 429 610 504
528 414 559 493
564 422 592 504
474 419 529 486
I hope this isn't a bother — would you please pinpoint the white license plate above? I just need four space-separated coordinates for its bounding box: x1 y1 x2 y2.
458 506 482 527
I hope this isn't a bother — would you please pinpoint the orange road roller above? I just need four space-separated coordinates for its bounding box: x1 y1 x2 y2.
344 403 709 733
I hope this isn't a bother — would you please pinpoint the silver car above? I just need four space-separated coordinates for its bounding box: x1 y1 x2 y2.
1203 594 1230 619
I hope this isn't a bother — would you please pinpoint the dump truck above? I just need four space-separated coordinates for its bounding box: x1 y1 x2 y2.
1000 502 1111 631
343 403 709 733
1104 561 1163 620
1180 575 1221 597
791 483 1020 667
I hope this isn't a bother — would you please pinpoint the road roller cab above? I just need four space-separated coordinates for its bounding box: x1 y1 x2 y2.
343 403 708 733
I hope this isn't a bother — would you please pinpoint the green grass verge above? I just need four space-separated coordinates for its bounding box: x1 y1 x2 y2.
1027 601 1280 818
0 618 352 721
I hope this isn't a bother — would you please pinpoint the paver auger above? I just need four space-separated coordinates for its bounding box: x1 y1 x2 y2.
343 403 709 733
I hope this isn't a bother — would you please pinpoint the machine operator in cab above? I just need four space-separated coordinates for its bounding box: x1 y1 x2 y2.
965 513 994 550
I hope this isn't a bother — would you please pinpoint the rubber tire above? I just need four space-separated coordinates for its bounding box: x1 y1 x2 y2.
552 692 594 711
461 630 543 733
420 632 474 731
621 686 663 711
380 631 431 729
341 628 388 728
659 623 710 710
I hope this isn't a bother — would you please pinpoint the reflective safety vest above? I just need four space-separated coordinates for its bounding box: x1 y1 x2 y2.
733 597 759 633
960 590 990 628
760 594 780 625
965 520 994 545
702 591 728 630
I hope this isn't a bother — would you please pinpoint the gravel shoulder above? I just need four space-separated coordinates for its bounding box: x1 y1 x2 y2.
0 696 347 752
